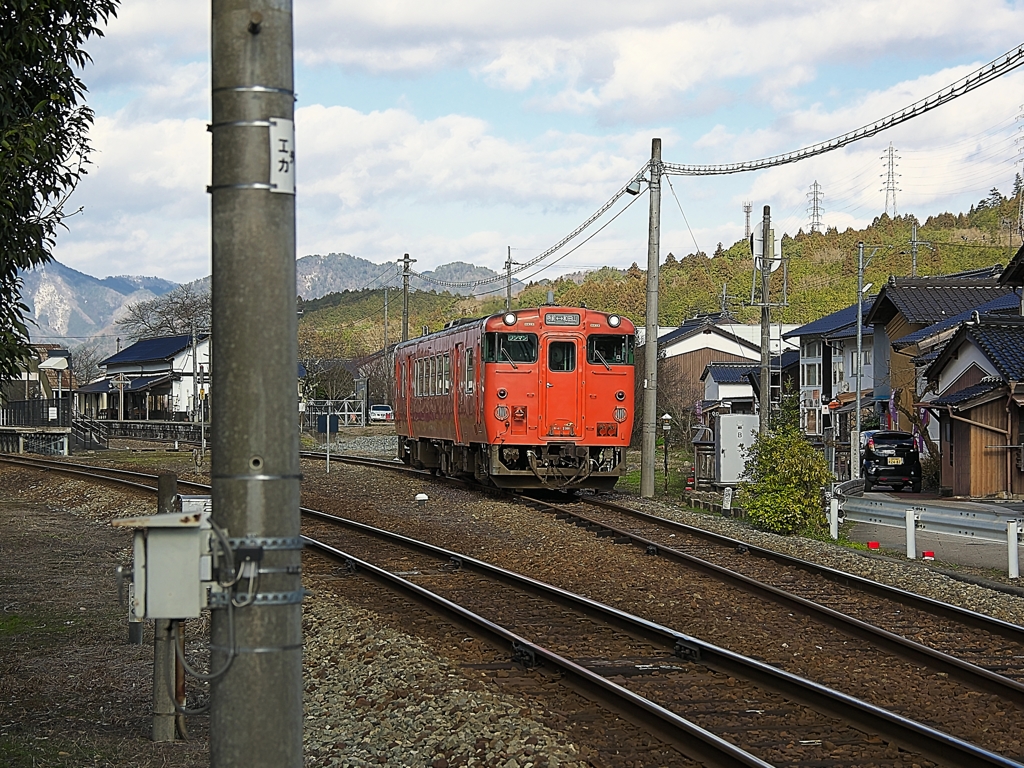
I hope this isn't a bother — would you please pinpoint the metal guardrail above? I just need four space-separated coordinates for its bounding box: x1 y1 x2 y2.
835 483 1024 576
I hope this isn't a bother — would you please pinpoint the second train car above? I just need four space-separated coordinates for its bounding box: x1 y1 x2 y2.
393 304 635 490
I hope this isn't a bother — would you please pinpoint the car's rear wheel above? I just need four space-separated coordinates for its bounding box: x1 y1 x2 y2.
912 480 922 493
864 476 873 492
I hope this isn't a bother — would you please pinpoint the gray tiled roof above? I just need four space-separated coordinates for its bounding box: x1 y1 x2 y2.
968 319 1024 380
876 282 1015 325
931 380 1002 408
893 292 1021 349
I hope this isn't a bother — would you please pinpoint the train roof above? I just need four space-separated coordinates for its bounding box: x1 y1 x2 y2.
395 306 635 349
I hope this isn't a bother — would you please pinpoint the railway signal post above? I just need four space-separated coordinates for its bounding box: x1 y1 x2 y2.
209 2 303 766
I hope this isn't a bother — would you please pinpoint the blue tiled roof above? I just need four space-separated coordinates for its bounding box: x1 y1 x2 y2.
707 364 755 383
893 292 1021 349
783 298 874 340
931 380 1002 408
102 335 197 366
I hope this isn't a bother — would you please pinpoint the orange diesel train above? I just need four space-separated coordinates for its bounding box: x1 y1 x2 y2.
393 304 635 490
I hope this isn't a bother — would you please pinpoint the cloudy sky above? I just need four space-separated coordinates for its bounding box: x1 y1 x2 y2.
54 0 1024 289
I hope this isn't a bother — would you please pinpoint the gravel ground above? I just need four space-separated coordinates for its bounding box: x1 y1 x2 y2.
6 430 1024 767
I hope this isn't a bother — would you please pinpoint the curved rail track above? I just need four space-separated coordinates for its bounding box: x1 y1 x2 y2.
5 452 1024 766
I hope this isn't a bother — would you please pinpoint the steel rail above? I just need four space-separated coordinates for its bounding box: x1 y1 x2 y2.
300 504 1023 768
0 453 212 494
302 534 772 768
519 496 1024 705
575 494 1024 643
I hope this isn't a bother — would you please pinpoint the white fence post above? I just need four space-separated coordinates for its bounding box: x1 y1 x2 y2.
905 509 917 560
830 497 839 540
1009 520 1020 580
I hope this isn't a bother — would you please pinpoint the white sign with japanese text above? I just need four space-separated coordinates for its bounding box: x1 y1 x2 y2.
269 117 295 195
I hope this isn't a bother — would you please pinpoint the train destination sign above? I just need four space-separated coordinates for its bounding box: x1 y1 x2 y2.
545 313 580 326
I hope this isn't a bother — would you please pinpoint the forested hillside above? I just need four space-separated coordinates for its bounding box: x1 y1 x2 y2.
298 188 1022 361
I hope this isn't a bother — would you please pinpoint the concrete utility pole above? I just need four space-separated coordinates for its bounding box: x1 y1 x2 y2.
640 138 662 499
401 252 415 342
759 205 771 437
209 3 302 766
505 246 513 311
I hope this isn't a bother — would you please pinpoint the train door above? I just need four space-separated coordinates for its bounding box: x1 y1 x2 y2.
543 337 581 438
452 343 463 444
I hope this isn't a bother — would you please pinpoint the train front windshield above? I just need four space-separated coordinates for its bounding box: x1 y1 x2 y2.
587 335 633 366
484 332 538 363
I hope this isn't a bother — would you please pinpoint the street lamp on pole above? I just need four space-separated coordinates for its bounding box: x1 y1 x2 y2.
854 241 879 479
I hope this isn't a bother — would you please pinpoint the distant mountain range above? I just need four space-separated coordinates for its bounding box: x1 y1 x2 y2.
21 252 518 353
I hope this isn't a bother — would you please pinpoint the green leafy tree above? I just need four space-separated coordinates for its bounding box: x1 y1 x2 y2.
738 421 831 536
0 1 117 382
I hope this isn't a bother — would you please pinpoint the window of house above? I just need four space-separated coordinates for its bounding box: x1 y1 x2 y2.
801 362 820 387
802 339 822 359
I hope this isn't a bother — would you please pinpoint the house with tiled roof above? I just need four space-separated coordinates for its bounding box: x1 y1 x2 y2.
785 299 876 439
78 334 210 420
924 315 1024 497
641 313 798 422
864 266 1014 434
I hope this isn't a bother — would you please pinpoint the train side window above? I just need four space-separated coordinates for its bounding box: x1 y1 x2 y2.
443 353 451 394
466 349 475 393
426 357 433 396
548 341 576 372
435 355 443 396
414 359 421 397
587 335 633 366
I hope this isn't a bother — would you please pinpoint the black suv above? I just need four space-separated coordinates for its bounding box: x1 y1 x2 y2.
862 430 922 492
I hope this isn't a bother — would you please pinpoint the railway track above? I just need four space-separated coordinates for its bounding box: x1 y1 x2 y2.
300 505 1017 767
7 451 1024 765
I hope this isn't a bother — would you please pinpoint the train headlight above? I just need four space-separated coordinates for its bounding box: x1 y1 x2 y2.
615 390 625 401
495 405 509 420
497 388 507 399
613 407 628 423
503 312 517 326
608 314 621 328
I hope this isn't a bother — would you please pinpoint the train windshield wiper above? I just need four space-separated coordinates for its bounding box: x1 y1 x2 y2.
500 348 519 369
593 349 612 370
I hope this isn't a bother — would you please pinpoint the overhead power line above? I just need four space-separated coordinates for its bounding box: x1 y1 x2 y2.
407 167 649 290
406 41 1024 293
663 42 1024 177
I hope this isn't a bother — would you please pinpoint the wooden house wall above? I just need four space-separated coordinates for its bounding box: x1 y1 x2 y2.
967 400 1011 497
658 348 754 399
884 316 923 432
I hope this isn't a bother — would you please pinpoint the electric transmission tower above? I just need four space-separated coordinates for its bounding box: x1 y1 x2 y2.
806 181 824 233
743 201 752 238
881 143 901 217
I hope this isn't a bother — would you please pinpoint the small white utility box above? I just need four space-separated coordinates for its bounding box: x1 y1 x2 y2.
714 413 759 486
113 496 213 620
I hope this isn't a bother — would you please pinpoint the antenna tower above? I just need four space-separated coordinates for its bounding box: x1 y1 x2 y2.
806 181 824 233
743 201 752 238
881 143 901 217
